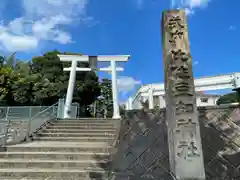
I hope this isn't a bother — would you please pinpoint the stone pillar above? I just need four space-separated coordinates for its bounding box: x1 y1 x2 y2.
125 101 129 110
158 96 162 108
162 10 205 179
148 87 154 109
128 97 133 110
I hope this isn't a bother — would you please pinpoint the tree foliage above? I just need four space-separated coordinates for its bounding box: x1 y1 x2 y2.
216 92 240 105
93 78 113 118
0 51 101 107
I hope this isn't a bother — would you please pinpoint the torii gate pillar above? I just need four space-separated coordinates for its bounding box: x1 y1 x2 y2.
58 55 130 119
111 60 120 119
64 59 77 119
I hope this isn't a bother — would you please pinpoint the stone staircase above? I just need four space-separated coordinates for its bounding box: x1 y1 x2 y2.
0 119 120 180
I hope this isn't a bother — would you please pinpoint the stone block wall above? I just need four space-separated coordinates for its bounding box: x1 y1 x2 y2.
112 106 240 180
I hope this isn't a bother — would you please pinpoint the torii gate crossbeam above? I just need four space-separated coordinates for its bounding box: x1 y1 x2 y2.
58 55 130 119
129 72 240 110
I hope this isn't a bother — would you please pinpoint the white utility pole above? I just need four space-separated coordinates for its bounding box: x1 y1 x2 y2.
58 55 130 119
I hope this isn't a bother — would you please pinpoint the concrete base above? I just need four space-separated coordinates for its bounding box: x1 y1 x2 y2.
112 115 121 120
63 111 71 119
63 116 71 119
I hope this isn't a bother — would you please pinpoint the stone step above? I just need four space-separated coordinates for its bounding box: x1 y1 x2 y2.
59 118 118 122
33 136 114 143
48 123 116 128
0 159 112 169
5 141 114 153
36 132 115 137
0 151 111 161
0 177 109 180
6 146 114 153
0 173 129 180
0 178 108 180
45 125 117 130
52 120 118 124
0 168 110 179
41 128 117 134
0 178 101 180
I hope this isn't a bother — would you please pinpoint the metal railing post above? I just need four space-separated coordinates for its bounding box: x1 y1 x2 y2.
52 106 56 116
0 103 58 147
26 107 32 141
28 102 58 137
3 107 10 147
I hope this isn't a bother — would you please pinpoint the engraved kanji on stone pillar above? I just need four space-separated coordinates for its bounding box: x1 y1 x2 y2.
162 10 205 179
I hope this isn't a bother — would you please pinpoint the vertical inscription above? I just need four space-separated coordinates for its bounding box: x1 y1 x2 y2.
167 15 184 46
167 12 198 161
168 12 199 160
175 118 200 160
162 10 205 179
170 47 200 160
175 101 194 114
170 49 193 97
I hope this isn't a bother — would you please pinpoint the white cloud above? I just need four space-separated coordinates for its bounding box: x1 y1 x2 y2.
54 31 72 44
117 76 141 93
31 15 72 42
0 32 38 52
22 0 87 18
172 0 211 15
193 61 199 66
184 8 194 16
0 0 88 52
228 25 236 31
135 0 144 9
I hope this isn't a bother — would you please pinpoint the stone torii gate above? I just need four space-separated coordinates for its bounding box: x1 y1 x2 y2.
58 54 130 119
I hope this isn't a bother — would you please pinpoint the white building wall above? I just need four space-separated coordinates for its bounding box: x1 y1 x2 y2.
196 96 219 107
130 94 219 110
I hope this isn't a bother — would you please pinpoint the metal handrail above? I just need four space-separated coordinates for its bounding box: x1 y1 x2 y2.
30 102 58 120
0 103 58 147
28 102 58 137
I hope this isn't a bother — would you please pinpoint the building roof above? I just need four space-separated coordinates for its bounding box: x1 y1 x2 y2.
195 92 220 97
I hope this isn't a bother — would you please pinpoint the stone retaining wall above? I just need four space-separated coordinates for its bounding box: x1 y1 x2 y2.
112 106 240 179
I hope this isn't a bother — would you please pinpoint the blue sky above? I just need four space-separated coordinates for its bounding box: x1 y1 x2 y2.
0 0 239 100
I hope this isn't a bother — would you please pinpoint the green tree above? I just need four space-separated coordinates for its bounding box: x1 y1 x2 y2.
5 52 16 68
28 51 65 105
217 92 240 105
29 50 101 107
0 67 14 105
10 60 36 105
0 53 18 105
0 56 4 68
94 79 113 118
0 51 101 111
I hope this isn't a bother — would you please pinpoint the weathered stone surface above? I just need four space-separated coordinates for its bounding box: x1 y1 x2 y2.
113 110 174 180
113 107 240 180
162 10 205 179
